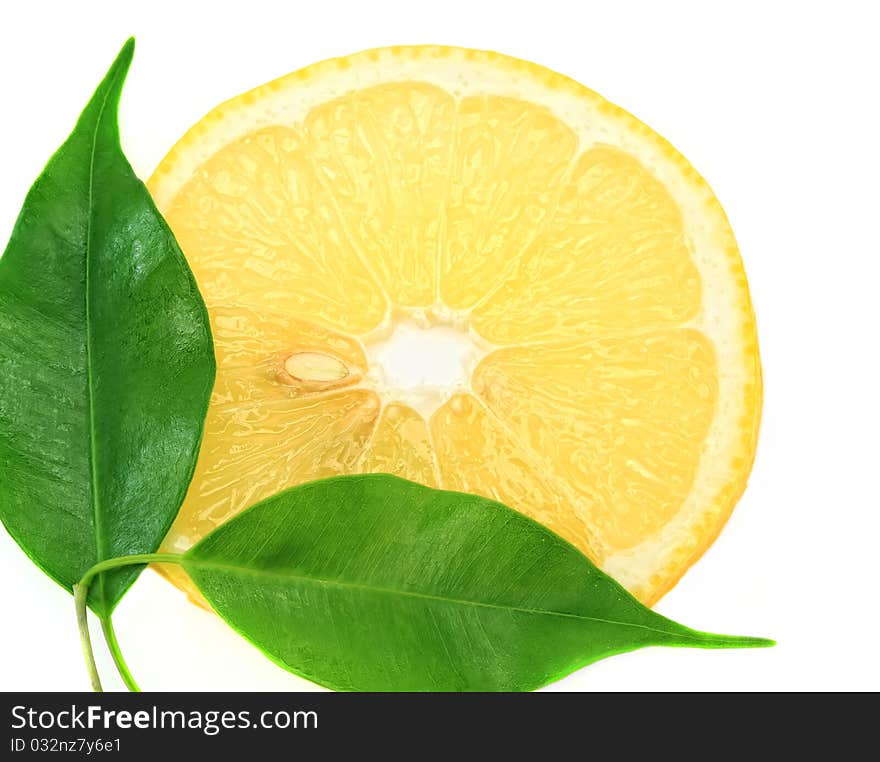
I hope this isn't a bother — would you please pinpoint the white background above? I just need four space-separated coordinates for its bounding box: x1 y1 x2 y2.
1 0 878 692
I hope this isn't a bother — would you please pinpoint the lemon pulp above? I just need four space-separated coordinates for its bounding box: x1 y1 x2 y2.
149 47 761 605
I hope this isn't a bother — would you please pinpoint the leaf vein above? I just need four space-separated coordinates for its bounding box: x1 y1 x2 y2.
186 557 693 641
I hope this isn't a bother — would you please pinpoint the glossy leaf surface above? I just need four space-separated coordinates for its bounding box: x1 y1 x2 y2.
185 475 771 691
0 40 215 616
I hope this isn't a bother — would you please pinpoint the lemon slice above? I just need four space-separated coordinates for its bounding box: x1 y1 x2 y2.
149 46 761 605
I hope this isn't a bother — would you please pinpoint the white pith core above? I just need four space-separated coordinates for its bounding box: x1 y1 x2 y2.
363 310 491 418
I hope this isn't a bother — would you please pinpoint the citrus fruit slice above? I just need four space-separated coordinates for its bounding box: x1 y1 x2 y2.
148 46 761 606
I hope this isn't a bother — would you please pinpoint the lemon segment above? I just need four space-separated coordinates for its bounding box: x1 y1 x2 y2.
441 96 577 310
306 83 455 307
169 390 379 549
149 46 761 605
208 304 366 402
472 146 701 343
473 329 718 552
356 403 439 487
163 126 388 335
430 393 603 563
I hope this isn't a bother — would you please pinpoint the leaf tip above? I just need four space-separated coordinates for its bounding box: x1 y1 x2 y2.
115 37 136 72
701 633 776 650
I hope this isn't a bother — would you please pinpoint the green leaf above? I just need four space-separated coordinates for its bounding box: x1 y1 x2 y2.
183 474 771 691
0 39 215 617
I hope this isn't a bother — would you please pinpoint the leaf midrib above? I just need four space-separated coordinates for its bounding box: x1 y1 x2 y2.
184 556 711 644
84 75 119 601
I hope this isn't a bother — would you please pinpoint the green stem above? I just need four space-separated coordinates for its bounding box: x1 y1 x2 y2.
101 617 140 692
74 553 184 692
73 583 102 692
